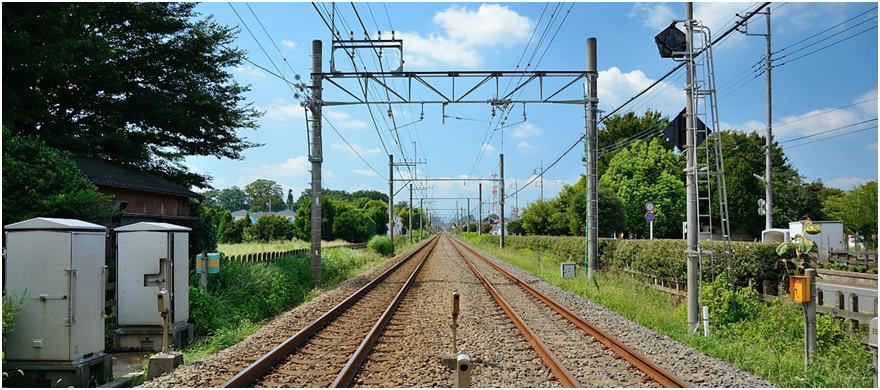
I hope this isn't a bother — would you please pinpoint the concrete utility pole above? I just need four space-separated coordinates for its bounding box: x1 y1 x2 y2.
684 3 700 334
409 184 413 243
804 268 817 369
309 40 324 288
479 183 483 235
500 153 505 249
388 154 394 242
586 37 599 279
764 6 774 230
419 199 423 242
467 198 471 234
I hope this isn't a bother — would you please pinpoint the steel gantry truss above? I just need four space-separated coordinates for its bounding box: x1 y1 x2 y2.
303 37 600 287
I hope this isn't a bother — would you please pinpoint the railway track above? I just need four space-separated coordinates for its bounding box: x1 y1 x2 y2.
447 235 690 388
220 235 440 388
214 232 688 388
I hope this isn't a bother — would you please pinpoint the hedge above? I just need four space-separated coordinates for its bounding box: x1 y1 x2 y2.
491 235 787 287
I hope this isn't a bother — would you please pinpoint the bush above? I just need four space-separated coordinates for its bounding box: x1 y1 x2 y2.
252 214 294 242
499 235 785 288
368 235 394 257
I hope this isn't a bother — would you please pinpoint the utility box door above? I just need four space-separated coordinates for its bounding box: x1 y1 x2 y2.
790 276 811 303
117 231 166 326
4 230 105 362
171 232 189 324
560 262 576 278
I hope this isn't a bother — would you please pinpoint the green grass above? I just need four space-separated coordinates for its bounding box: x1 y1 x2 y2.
217 238 352 257
467 240 873 388
179 247 389 365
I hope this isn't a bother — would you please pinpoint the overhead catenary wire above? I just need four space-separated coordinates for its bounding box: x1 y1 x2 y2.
778 118 878 144
784 126 877 149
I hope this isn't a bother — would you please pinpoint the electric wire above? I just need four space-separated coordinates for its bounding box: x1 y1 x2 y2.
773 97 879 129
324 114 387 179
771 6 877 56
784 125 877 149
773 24 878 68
778 118 878 144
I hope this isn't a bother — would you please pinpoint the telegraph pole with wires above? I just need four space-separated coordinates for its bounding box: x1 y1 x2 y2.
308 40 324 288
738 6 774 229
585 37 599 279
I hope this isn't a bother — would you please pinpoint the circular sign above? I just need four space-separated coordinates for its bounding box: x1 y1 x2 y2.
645 202 655 212
645 212 655 222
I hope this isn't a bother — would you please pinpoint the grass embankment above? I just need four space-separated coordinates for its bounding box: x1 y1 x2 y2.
465 240 873 388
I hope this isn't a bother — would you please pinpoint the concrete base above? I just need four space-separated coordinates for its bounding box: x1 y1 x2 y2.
146 352 183 381
3 353 112 388
113 323 194 351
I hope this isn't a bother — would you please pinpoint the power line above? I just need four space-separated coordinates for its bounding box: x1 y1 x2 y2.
784 125 877 149
772 6 877 55
779 118 878 144
773 24 878 68
774 97 879 129
323 114 387 179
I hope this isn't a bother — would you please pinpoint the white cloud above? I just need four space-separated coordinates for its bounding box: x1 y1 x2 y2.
772 106 865 139
855 89 878 117
245 156 310 177
391 4 532 69
263 99 305 120
330 142 381 157
517 141 540 153
352 169 379 177
867 143 878 151
232 64 266 79
596 67 685 117
827 177 873 190
281 39 296 49
433 4 532 48
511 123 543 139
629 3 676 30
325 109 367 129
480 143 497 155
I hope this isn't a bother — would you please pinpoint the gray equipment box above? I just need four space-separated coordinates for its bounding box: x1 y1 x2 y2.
560 262 576 278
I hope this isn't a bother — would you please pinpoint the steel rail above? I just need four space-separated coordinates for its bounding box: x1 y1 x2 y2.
447 234 582 388
330 236 440 387
220 235 440 388
452 237 691 388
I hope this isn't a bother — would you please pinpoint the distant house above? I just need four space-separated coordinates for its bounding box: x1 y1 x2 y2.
231 209 296 223
72 154 202 227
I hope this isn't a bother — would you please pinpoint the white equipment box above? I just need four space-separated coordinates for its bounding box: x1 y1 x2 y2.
560 262 577 278
115 222 190 327
4 218 107 363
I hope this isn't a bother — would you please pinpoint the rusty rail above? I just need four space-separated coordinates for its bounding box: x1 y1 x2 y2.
451 236 691 388
448 235 582 388
220 235 439 388
330 237 440 387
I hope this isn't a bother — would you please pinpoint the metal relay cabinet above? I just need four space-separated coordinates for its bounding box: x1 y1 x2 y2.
3 217 112 387
114 222 193 350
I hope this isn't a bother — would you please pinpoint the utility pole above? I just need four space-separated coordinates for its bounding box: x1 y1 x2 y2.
479 183 483 236
467 198 471 234
500 153 505 249
419 199 423 242
388 154 394 242
309 40 324 288
764 6 773 230
684 3 700 334
586 37 599 279
409 184 413 243
534 161 544 202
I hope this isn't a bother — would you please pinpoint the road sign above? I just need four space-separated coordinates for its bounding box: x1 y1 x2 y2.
645 212 655 222
645 202 655 212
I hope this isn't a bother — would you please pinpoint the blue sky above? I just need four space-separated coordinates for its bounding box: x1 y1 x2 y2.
186 2 878 221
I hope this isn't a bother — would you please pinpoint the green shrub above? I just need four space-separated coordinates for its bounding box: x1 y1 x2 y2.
701 273 764 328
368 235 394 257
252 214 294 242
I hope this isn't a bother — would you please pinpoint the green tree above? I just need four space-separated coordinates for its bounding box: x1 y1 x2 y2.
292 196 337 241
823 181 878 247
520 198 568 236
362 200 389 235
188 199 218 258
286 189 295 210
598 110 672 177
245 179 284 212
217 186 250 211
506 219 525 235
215 209 236 244
599 138 685 238
332 206 375 243
3 3 262 189
2 128 120 224
252 214 294 242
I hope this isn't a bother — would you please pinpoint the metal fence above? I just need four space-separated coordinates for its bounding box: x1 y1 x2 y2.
222 242 368 263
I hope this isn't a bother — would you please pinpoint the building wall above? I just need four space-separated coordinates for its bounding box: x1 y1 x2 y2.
96 185 191 217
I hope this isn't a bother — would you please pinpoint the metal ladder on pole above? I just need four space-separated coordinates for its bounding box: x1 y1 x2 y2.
690 22 734 312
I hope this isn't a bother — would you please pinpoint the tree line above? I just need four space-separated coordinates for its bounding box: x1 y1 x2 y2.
514 110 878 247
